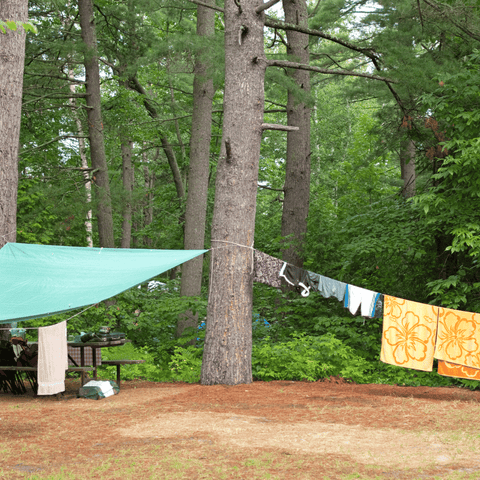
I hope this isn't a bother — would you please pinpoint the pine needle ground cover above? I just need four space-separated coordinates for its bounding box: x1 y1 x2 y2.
1 379 480 479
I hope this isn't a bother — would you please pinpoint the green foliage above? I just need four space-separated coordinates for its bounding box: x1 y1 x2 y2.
369 362 457 388
168 345 203 383
252 333 371 382
98 342 165 382
414 51 480 311
0 20 37 34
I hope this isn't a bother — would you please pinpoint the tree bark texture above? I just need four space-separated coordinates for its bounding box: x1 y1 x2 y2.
280 0 311 268
68 69 93 247
201 0 266 385
178 0 216 339
0 0 26 341
78 0 114 248
0 0 26 248
120 141 134 248
400 138 416 199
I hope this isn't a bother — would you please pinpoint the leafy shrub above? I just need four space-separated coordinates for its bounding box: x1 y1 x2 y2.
252 333 371 382
168 345 202 383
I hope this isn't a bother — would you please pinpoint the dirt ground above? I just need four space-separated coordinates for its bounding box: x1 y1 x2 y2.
2 377 480 479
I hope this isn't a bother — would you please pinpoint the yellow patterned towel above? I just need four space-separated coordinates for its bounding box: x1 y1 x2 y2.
380 295 439 371
438 360 480 380
434 307 480 368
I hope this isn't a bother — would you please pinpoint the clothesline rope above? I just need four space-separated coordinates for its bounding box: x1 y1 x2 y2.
210 239 254 250
0 304 95 330
209 239 255 285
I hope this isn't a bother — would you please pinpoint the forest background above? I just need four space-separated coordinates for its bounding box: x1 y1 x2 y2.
1 0 480 388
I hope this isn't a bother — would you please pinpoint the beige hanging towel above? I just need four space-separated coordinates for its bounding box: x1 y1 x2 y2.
438 360 480 381
37 320 68 395
434 307 480 368
380 295 439 371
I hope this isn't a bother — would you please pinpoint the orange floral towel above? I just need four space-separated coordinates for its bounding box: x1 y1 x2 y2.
434 308 480 368
380 296 439 371
438 360 480 381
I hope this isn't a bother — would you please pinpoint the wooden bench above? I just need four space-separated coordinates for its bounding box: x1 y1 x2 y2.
0 366 95 387
101 360 145 387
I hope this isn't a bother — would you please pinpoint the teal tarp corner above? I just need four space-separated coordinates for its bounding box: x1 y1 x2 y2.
0 243 208 324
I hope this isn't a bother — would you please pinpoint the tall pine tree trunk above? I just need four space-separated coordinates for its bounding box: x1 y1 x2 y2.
177 0 215 339
0 0 26 340
201 0 266 386
68 68 93 247
120 140 134 248
78 0 114 248
280 0 311 268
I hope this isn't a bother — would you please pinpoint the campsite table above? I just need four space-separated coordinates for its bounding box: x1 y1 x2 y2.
67 339 131 381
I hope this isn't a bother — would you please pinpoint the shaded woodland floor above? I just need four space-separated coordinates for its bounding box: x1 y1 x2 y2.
1 377 480 479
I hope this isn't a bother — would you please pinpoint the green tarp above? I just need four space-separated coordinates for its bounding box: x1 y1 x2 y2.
0 243 207 324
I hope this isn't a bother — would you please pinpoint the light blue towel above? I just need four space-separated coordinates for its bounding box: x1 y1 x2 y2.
317 275 347 302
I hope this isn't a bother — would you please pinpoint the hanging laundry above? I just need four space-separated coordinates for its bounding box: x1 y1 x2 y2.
317 275 347 303
380 296 439 372
373 294 384 319
37 320 68 395
344 284 380 317
434 307 480 369
279 263 318 297
438 360 480 381
253 250 283 288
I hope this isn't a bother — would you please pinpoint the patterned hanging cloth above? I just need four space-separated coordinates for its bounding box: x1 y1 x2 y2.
380 296 439 371
434 307 480 369
437 360 480 381
253 250 284 288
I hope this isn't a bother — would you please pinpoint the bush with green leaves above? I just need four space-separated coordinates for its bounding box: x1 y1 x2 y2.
168 345 203 383
252 332 371 382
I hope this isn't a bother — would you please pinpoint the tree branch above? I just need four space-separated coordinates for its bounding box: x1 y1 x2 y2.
258 183 284 192
262 123 300 131
24 73 86 84
421 0 480 42
264 17 379 62
20 135 89 156
22 92 89 107
256 0 281 14
267 59 397 83
185 0 224 13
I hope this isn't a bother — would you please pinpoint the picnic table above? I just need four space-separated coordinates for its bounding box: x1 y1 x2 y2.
68 339 144 386
0 338 144 393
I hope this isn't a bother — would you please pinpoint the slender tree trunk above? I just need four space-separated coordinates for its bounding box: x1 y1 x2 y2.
0 0 26 340
120 141 134 248
400 138 416 199
127 76 185 204
141 145 155 247
177 0 215 340
68 69 93 247
280 0 311 268
160 136 185 201
78 0 114 247
201 0 266 386
143 165 154 247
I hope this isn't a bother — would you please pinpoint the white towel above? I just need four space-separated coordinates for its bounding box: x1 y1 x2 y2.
37 321 68 395
344 285 379 317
